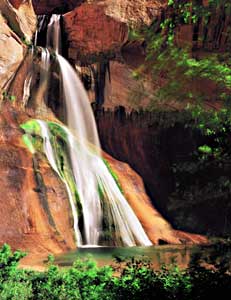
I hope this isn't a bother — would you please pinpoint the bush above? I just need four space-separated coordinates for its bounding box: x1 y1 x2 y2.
0 244 230 300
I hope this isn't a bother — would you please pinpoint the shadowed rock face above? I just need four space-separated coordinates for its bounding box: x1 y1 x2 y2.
32 0 83 14
95 108 231 237
104 152 207 245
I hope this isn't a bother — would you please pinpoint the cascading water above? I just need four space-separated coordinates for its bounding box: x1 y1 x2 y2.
37 48 50 105
22 15 51 109
22 14 152 247
36 120 82 246
47 14 62 54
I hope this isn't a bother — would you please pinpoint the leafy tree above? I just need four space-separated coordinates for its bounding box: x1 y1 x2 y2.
130 0 231 108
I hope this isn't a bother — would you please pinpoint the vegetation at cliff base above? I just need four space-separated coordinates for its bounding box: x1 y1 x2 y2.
0 244 230 300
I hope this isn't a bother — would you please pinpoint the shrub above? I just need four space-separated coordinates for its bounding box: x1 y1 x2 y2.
0 244 230 300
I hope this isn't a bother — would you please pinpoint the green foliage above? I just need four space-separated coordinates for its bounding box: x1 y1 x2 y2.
167 106 231 235
22 134 36 154
130 0 231 107
2 91 16 103
21 120 83 221
0 244 31 300
21 37 32 48
48 121 68 141
103 158 123 193
0 245 230 300
20 120 41 136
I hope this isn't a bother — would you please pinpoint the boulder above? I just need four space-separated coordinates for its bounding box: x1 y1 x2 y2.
64 3 128 61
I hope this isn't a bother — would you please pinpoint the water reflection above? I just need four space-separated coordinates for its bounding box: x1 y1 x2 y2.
54 243 231 271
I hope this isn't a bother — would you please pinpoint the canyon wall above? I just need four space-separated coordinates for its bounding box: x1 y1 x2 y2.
0 107 76 255
3 0 231 259
0 0 201 259
96 109 231 236
0 0 36 90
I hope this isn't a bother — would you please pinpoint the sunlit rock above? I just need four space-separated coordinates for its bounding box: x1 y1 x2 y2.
0 0 36 41
0 108 76 255
64 3 128 61
0 0 36 91
0 14 23 90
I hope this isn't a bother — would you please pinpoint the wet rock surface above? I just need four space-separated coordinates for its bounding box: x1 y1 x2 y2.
0 106 76 256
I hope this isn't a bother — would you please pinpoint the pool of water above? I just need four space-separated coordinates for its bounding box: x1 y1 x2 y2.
54 243 231 270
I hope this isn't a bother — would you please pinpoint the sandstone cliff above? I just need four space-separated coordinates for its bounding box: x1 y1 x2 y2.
0 0 211 264
0 0 36 90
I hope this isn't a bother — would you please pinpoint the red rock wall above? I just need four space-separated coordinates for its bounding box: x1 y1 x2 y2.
0 107 76 256
64 3 128 61
96 108 231 237
8 0 22 9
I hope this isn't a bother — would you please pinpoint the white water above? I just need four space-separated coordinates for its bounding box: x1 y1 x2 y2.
65 126 152 246
22 71 33 107
34 14 152 246
22 48 51 108
39 47 50 104
37 120 82 246
35 119 152 246
23 15 48 107
47 14 61 54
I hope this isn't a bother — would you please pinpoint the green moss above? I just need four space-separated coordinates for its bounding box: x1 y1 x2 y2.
48 121 68 141
97 182 105 201
103 159 123 194
21 120 82 218
22 134 35 154
2 91 16 103
20 120 41 136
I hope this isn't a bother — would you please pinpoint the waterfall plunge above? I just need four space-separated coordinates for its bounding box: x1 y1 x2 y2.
30 14 152 247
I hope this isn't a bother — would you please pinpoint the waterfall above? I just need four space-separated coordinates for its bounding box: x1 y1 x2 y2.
23 14 152 247
48 14 102 245
22 15 51 108
36 120 82 246
47 14 62 54
38 48 50 105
